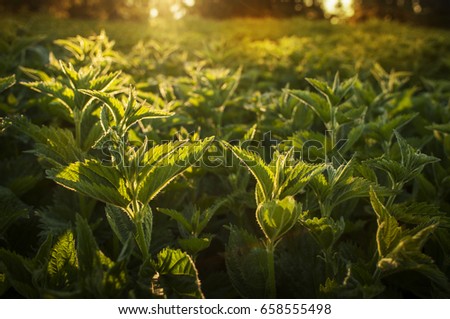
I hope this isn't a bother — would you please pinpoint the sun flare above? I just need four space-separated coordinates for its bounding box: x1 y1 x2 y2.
148 0 357 20
322 0 355 18
149 0 194 20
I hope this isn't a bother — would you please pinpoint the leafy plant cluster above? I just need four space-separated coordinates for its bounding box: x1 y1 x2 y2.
0 19 450 298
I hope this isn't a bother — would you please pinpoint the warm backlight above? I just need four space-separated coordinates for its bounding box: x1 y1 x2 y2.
148 0 357 20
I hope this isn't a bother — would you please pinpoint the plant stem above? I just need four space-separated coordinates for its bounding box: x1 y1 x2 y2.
130 197 150 260
372 267 382 281
331 108 338 145
136 220 149 260
73 109 82 148
266 241 276 298
386 180 403 208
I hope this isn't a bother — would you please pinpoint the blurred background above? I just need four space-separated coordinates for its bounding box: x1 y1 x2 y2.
1 0 449 27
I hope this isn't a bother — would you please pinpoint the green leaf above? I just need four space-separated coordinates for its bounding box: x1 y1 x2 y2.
21 80 75 115
137 137 213 204
391 202 449 228
378 222 448 290
334 75 357 103
289 90 331 124
10 117 85 167
82 121 103 151
335 176 390 206
33 235 55 268
336 104 366 124
243 123 257 141
225 142 274 203
0 186 29 234
59 61 79 88
123 94 173 131
135 205 153 258
158 208 192 233
305 74 355 107
367 132 440 184
301 216 345 250
78 89 125 124
141 141 185 167
54 39 84 60
75 215 126 297
289 130 327 161
19 66 52 82
80 89 173 133
256 196 301 243
48 159 130 208
178 237 211 255
370 188 402 258
159 198 227 238
279 162 326 198
196 197 228 234
320 263 385 298
0 156 43 196
306 77 334 99
46 231 78 290
100 105 111 132
339 124 365 154
89 71 122 91
36 188 89 237
366 113 418 143
0 249 38 298
310 161 392 217
0 272 8 296
366 158 409 184
427 123 450 134
395 131 440 173
76 215 102 283
225 226 270 298
370 188 446 288
105 205 134 245
0 75 15 93
152 248 204 298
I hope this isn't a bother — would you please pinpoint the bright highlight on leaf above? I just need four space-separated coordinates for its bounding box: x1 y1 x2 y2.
256 196 301 243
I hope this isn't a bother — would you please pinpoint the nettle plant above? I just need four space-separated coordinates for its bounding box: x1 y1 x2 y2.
1 35 213 298
224 143 325 298
218 74 450 298
287 73 365 165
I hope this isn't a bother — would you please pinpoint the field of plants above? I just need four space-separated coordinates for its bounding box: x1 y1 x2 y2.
1 15 450 298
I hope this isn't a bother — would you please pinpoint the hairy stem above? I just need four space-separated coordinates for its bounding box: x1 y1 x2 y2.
73 109 82 148
266 241 276 298
135 220 149 259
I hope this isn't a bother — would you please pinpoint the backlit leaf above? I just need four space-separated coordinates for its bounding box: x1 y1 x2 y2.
256 196 301 243
48 159 130 208
0 75 15 93
225 142 274 203
152 248 204 298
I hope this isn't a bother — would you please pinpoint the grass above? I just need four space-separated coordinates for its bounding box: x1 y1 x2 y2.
2 14 449 88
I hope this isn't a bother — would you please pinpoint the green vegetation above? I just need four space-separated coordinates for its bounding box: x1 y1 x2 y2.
0 16 450 298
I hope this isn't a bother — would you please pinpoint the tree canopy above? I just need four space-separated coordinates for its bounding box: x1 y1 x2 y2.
0 0 448 27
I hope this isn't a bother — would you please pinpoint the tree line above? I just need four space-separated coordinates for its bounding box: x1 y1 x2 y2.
0 0 449 27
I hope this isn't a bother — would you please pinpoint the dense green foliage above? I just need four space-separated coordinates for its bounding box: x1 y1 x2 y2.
0 16 450 298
